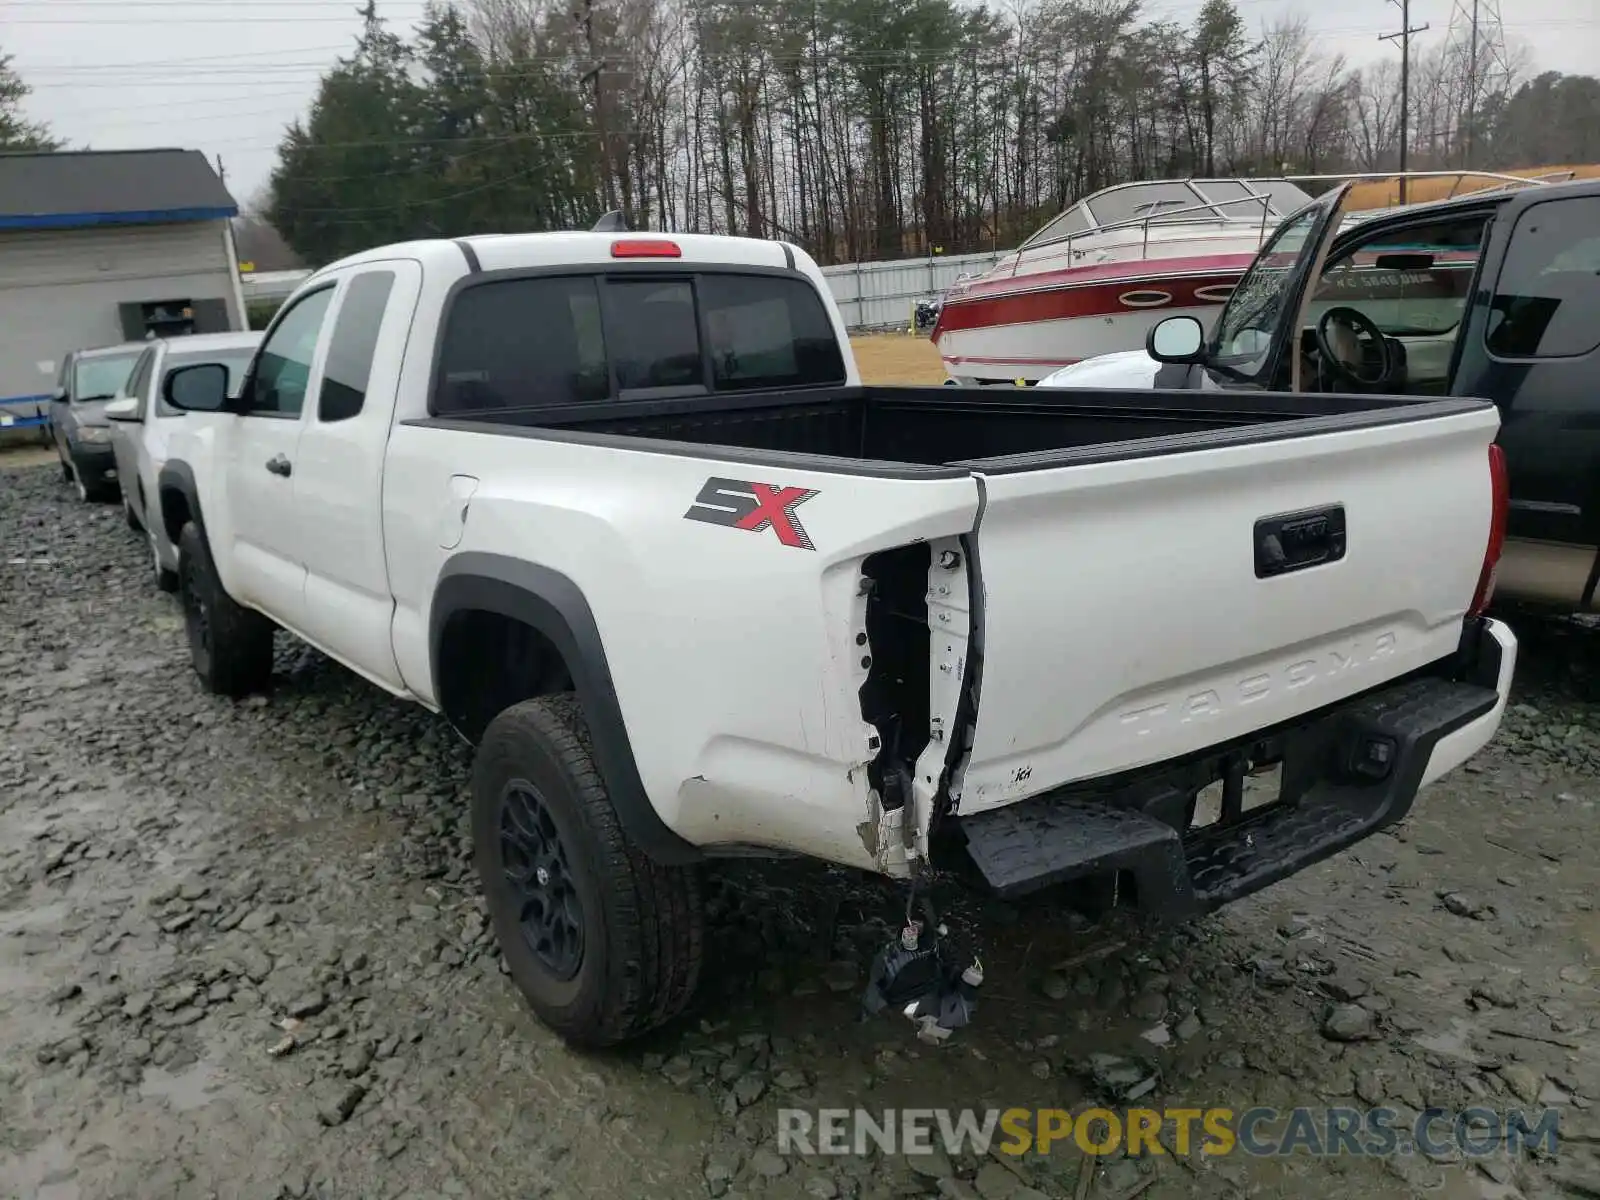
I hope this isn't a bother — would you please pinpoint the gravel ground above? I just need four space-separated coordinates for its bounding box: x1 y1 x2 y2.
2 459 1599 1200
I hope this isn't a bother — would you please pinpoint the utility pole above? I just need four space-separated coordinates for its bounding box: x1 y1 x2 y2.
1380 0 1430 204
576 0 615 214
1466 0 1479 166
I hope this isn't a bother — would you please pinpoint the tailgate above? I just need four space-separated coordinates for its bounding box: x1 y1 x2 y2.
955 404 1501 815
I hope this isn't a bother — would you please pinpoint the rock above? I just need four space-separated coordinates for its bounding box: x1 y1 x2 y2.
343 951 369 974
160 983 200 1011
1130 990 1167 1021
749 1147 788 1178
804 1175 840 1199
732 1072 766 1108
704 1154 738 1197
1174 1013 1203 1041
905 1149 954 1179
239 906 278 932
341 1042 375 1078
1441 892 1490 919
937 1180 983 1200
287 991 328 1019
1355 1069 1386 1105
1322 1004 1377 1041
973 1162 1020 1199
158 1006 204 1028
1040 972 1070 1001
1321 974 1369 1002
122 992 153 1020
50 983 83 1004
1477 1159 1515 1186
161 913 196 933
773 1067 809 1090
822 961 859 994
1499 1063 1543 1105
316 1081 367 1127
1472 981 1520 1009
124 1037 153 1065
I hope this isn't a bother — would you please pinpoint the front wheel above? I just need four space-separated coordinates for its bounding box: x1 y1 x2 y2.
176 522 274 696
472 696 704 1048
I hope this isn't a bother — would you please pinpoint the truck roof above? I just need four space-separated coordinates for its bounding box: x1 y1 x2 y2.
312 230 802 283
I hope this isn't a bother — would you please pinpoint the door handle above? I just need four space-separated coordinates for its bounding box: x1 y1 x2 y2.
265 454 292 477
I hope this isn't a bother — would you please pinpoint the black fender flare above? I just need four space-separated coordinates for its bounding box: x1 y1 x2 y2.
430 552 703 866
156 460 207 546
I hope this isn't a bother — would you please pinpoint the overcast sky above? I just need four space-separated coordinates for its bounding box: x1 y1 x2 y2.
5 0 1598 206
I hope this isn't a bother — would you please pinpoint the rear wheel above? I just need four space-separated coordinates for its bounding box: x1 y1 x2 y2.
472 696 703 1048
176 522 274 696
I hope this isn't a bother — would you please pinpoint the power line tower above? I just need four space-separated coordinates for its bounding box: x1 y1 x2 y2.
1379 0 1429 203
1444 0 1511 166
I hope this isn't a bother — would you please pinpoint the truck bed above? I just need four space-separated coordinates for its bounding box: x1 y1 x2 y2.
413 384 1488 474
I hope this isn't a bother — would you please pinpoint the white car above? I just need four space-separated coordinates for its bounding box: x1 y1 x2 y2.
104 332 261 590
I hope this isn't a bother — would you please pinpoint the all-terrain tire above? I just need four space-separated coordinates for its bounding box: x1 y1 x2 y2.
472 696 704 1048
176 521 275 697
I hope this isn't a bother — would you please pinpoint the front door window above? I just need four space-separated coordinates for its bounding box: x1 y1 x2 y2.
1208 202 1327 383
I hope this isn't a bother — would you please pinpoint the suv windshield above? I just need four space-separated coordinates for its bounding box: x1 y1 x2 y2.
1208 199 1330 381
72 352 141 402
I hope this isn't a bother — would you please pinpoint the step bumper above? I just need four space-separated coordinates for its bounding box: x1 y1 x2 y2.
958 617 1516 917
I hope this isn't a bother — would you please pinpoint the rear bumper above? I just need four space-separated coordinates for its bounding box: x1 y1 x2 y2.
957 617 1516 917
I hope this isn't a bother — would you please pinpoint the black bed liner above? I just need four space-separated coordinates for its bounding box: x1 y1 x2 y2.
405 384 1491 478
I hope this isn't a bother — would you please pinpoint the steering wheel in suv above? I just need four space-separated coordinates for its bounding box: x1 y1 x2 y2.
1315 306 1396 388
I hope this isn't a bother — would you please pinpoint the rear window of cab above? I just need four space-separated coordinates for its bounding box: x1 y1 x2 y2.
432 270 846 415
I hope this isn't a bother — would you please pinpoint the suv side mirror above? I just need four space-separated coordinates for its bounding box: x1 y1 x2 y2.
103 397 139 421
52 386 67 402
1147 315 1207 365
164 362 230 412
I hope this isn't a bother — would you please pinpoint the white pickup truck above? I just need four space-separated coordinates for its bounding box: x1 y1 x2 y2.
155 227 1517 1046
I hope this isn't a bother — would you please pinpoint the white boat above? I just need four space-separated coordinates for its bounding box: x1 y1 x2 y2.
932 178 1315 384
931 170 1567 385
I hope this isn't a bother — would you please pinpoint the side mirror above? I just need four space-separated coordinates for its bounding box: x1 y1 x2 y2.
103 397 139 421
164 362 230 413
52 386 67 402
1147 315 1207 365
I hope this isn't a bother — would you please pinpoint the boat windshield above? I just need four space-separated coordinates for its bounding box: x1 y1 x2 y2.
1020 179 1316 250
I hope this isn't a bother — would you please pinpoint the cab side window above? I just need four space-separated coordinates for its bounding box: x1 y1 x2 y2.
1487 197 1600 359
318 271 396 423
248 286 336 417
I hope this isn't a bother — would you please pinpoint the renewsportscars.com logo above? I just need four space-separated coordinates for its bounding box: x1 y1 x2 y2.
776 1106 1563 1159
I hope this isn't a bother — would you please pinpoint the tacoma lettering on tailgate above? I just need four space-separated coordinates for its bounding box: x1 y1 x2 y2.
1118 631 1399 737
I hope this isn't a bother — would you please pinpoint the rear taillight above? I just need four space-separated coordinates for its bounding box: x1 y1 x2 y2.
611 238 681 258
1469 443 1509 616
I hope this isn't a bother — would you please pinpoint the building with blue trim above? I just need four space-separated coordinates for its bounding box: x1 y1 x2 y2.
0 148 246 428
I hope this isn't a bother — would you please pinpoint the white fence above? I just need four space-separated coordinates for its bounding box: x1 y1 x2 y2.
821 249 1005 330
241 247 1008 330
